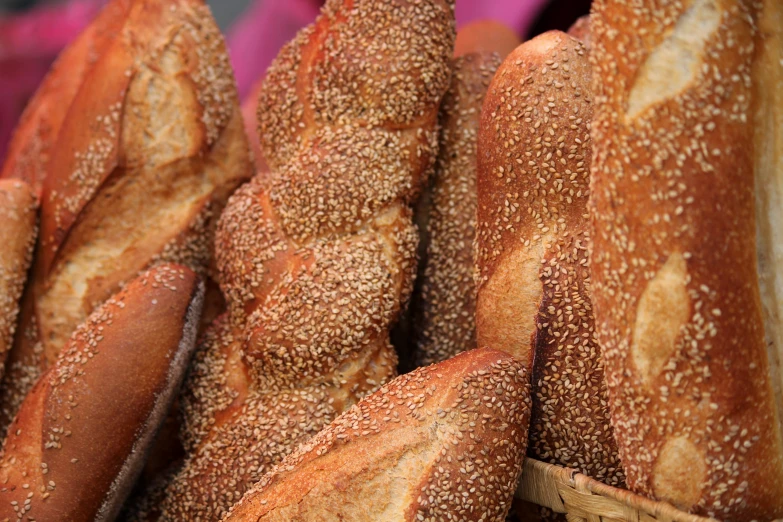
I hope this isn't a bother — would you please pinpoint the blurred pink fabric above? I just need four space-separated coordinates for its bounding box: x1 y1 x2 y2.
0 0 550 165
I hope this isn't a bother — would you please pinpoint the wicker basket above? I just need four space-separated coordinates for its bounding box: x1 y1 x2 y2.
516 459 716 522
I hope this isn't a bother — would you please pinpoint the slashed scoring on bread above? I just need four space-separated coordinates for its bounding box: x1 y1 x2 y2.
0 0 252 437
476 31 623 486
590 0 783 517
221 348 531 522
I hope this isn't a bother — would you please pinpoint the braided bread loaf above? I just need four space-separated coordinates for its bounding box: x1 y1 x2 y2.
0 180 36 379
222 348 531 522
0 264 203 522
0 0 252 434
127 0 455 519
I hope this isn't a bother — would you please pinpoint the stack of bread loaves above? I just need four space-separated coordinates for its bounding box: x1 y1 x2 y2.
0 0 782 521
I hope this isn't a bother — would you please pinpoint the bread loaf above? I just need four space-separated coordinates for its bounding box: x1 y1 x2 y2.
221 348 531 522
0 0 252 435
414 21 516 367
476 31 623 485
589 0 783 517
0 264 203 522
0 0 128 196
0 180 36 379
125 0 455 519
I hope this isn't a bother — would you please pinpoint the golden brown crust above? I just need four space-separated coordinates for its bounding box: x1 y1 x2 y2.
567 15 590 48
0 0 252 436
476 31 623 485
125 1 455 520
222 348 532 522
414 52 502 367
590 0 783 517
0 180 36 380
454 19 521 58
0 0 130 196
0 264 203 522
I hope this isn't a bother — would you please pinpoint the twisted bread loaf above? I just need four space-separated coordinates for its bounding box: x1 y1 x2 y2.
222 348 531 522
0 264 203 522
590 0 783 517
0 180 36 379
0 0 252 434
476 31 623 486
414 50 503 367
127 0 455 519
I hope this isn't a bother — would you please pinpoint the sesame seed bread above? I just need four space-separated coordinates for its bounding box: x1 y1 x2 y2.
412 21 517 368
589 0 783 518
0 264 203 522
476 31 623 486
0 180 36 382
0 0 252 437
0 0 128 197
220 348 531 522
124 0 455 519
567 16 591 49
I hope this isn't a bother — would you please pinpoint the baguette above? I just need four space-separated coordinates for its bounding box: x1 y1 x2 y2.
589 0 783 517
476 31 623 485
221 348 531 522
414 21 516 367
125 0 455 519
0 180 36 379
0 0 127 196
0 0 252 435
0 264 203 522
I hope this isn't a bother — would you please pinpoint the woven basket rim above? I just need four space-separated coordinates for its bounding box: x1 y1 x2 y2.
516 458 718 522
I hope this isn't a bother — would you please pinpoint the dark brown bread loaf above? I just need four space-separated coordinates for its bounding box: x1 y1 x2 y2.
0 0 252 436
221 348 532 522
0 180 36 379
125 0 455 519
414 52 503 367
0 264 203 522
476 31 623 486
590 0 783 518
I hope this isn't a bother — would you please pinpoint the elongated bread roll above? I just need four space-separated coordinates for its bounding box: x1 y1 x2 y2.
0 180 36 379
477 31 623 485
0 264 203 522
0 0 252 436
590 0 783 517
221 348 531 522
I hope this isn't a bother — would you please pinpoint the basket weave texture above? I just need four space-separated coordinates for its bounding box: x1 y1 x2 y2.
516 459 716 522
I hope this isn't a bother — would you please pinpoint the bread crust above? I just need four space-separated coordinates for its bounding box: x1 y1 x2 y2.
590 0 783 517
0 264 203 522
125 0 455 519
0 0 252 435
477 31 623 485
414 52 502 367
0 180 36 380
221 348 531 522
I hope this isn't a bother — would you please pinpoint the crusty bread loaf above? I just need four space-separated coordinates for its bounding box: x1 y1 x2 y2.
477 31 623 485
413 21 517 368
0 180 36 379
414 53 502 367
589 0 783 518
0 0 128 196
0 0 252 435
567 16 590 48
124 0 455 520
0 264 203 522
454 19 521 58
221 348 531 522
